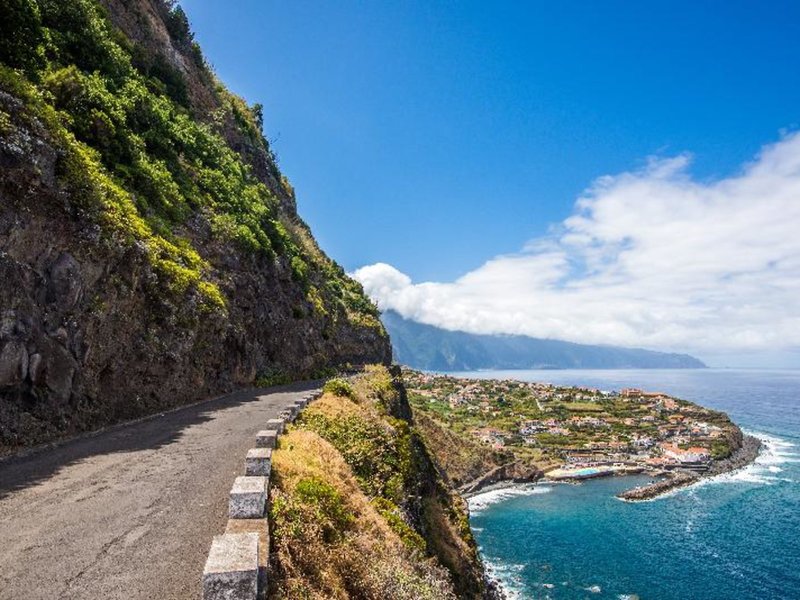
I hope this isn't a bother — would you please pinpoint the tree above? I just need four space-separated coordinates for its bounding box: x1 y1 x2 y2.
0 0 46 75
252 102 264 132
165 5 192 46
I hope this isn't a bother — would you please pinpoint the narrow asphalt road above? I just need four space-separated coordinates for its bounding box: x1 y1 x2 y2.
0 382 317 600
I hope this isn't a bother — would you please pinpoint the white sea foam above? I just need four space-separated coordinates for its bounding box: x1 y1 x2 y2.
468 483 552 514
481 555 529 599
624 431 798 502
585 584 602 593
688 431 798 490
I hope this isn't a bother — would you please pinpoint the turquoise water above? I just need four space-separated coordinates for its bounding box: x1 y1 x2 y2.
457 369 800 600
552 467 609 478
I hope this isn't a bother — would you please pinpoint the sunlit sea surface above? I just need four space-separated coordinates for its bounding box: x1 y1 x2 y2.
450 369 800 600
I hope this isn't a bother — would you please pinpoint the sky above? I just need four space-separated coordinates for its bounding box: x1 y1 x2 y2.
182 1 800 367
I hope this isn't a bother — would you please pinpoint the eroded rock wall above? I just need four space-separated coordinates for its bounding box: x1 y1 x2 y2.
0 1 390 451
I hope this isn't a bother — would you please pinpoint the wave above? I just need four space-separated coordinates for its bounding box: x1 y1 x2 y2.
692 430 798 489
628 431 798 502
481 555 529 599
749 431 800 465
468 483 552 514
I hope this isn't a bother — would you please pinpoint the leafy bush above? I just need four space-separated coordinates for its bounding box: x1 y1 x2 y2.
359 553 457 600
255 369 292 388
372 497 427 553
0 0 46 75
164 5 192 46
272 476 354 545
299 408 414 504
354 364 398 413
322 377 355 399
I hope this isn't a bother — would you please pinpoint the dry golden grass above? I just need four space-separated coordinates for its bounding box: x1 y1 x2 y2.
352 364 396 403
269 426 457 600
272 428 390 537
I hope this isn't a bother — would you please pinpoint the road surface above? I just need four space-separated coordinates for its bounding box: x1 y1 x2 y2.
0 383 316 600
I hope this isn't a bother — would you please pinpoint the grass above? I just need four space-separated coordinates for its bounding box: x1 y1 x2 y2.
412 411 512 488
269 429 456 599
267 365 489 598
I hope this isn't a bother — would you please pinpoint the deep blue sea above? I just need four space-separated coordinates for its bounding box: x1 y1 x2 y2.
452 369 800 600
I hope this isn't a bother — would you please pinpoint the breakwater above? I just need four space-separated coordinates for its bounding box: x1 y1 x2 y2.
618 433 762 501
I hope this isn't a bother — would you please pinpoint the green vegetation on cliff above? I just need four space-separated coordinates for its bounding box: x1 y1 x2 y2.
0 0 381 325
0 0 389 450
269 366 492 599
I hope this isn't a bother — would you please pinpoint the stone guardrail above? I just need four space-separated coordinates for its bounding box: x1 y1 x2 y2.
202 389 322 600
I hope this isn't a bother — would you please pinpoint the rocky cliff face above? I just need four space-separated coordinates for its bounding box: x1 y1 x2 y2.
0 0 391 451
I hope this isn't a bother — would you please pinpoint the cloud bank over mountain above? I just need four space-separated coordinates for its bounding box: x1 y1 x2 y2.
354 133 800 358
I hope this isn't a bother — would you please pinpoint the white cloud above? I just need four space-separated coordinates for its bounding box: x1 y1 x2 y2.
352 132 800 356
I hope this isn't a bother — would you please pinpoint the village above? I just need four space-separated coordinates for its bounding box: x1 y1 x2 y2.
404 370 738 479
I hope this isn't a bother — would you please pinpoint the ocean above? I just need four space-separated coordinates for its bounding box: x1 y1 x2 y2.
453 369 800 600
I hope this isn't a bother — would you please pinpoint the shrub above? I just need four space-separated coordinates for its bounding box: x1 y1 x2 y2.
0 0 46 75
294 477 354 541
164 5 192 46
299 406 412 503
372 497 427 553
272 476 353 545
255 368 292 388
322 377 354 399
359 553 457 600
355 364 398 413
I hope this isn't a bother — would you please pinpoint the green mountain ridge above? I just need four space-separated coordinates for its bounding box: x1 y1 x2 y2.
383 310 706 370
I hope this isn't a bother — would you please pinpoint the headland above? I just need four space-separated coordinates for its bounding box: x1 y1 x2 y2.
404 369 761 501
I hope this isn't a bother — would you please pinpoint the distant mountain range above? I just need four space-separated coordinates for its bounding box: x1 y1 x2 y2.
382 310 706 371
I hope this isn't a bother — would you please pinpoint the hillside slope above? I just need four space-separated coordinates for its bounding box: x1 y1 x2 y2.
383 310 705 370
269 366 498 599
0 0 390 451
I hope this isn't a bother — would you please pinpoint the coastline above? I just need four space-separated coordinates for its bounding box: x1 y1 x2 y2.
465 432 765 599
462 476 543 500
617 433 762 501
453 370 800 599
462 433 763 503
459 460 544 498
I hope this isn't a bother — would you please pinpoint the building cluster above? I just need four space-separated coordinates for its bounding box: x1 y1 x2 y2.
404 371 733 473
518 388 725 471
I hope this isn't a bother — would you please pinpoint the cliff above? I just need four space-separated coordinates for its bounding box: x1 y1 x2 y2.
0 0 391 452
269 365 498 599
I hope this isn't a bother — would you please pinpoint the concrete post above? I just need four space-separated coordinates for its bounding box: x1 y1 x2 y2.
229 476 268 519
266 418 285 434
202 532 258 600
255 430 278 449
245 448 271 477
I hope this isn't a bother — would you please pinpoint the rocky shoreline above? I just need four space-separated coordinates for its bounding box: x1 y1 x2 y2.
459 460 544 496
461 434 762 504
618 433 762 501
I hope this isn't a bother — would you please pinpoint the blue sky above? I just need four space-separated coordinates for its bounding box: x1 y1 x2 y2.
182 1 800 364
